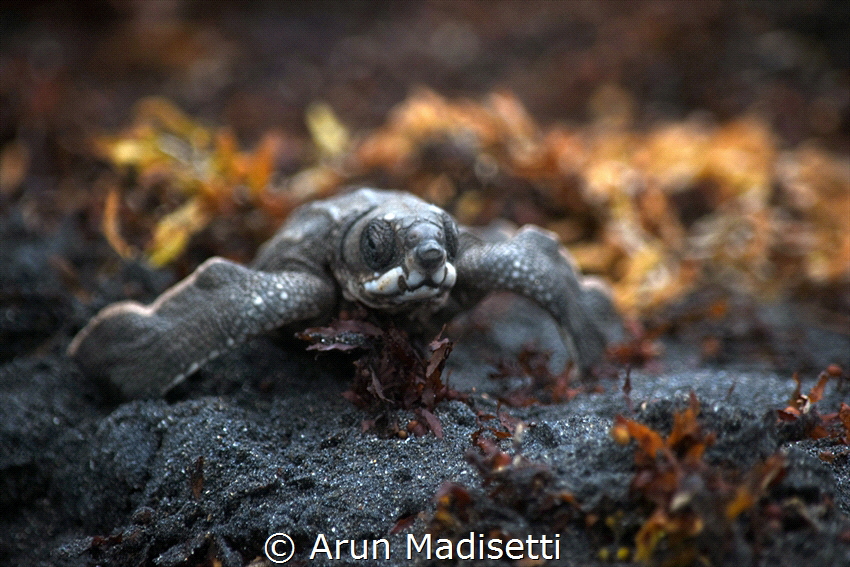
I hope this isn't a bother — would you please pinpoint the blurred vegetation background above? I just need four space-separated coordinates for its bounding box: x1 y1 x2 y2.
1 0 847 332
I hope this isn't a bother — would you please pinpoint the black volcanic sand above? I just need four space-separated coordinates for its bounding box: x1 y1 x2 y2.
1 220 848 566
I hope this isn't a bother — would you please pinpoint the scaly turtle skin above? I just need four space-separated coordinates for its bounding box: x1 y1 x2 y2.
69 188 618 398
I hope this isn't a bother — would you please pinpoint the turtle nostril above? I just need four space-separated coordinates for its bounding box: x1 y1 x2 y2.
415 242 445 270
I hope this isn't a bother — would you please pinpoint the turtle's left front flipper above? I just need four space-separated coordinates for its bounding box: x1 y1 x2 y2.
452 226 617 374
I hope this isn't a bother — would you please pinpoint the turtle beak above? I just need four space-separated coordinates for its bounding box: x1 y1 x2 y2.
414 240 446 272
362 220 456 302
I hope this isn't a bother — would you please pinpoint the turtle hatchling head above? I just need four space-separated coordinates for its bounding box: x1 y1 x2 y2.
338 196 458 311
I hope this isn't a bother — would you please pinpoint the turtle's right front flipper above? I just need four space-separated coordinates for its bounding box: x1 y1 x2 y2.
68 257 336 399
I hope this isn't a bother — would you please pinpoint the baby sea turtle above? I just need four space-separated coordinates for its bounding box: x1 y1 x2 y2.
69 188 618 398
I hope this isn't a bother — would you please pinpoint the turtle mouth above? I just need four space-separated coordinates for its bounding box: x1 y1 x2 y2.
363 263 457 302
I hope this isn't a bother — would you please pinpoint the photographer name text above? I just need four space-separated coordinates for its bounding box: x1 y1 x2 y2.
309 532 561 561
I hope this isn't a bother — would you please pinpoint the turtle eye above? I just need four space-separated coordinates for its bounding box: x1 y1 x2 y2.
442 214 459 261
360 218 396 270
